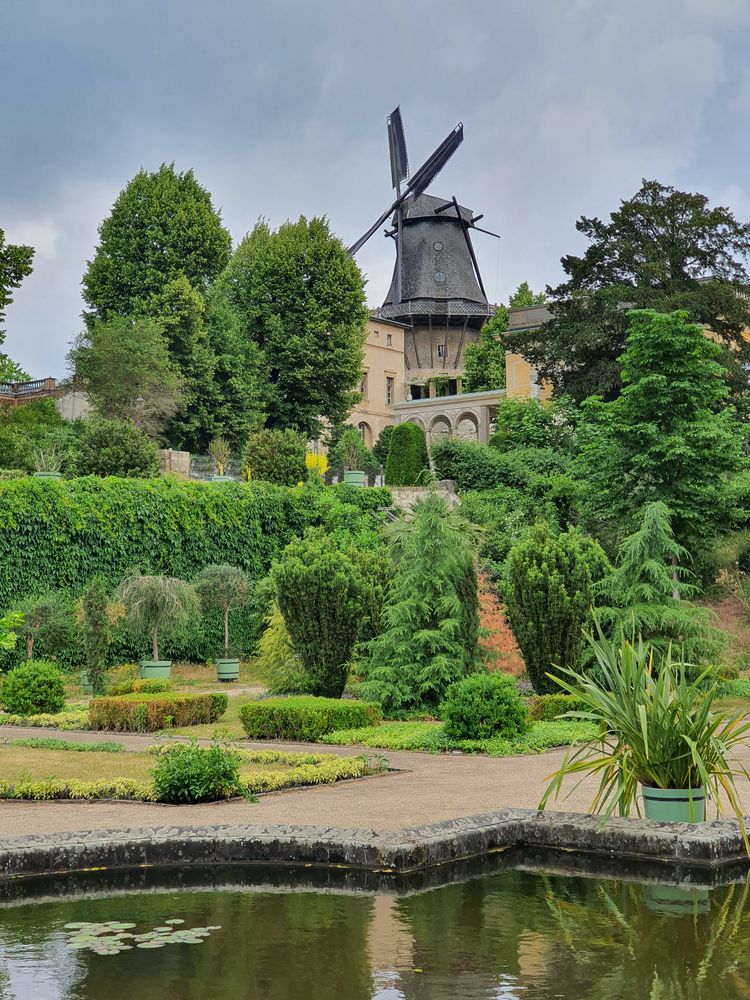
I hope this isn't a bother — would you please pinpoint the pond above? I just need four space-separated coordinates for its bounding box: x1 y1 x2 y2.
1 862 749 999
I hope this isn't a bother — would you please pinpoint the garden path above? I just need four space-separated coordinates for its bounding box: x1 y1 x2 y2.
2 726 750 836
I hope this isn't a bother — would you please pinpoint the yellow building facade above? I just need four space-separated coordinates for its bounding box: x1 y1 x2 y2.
347 316 407 447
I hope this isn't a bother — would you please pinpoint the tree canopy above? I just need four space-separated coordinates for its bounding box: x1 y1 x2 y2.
506 180 750 401
463 307 507 393
0 227 34 350
215 216 367 437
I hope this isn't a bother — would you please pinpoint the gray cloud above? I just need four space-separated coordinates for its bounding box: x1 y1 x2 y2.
3 0 750 375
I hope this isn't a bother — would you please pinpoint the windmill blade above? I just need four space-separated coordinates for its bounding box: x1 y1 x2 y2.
348 195 404 255
407 123 463 200
387 106 409 191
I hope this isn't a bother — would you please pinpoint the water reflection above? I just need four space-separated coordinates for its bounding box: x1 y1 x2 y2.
0 867 749 999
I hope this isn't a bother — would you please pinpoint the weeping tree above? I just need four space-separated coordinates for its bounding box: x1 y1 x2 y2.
361 494 480 715
505 522 610 694
117 573 198 662
194 564 250 657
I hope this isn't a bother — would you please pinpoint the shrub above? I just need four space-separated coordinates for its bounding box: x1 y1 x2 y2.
132 678 172 694
441 673 530 740
194 564 250 658
431 437 537 492
105 663 139 694
384 422 429 486
489 398 560 452
328 426 378 476
362 495 480 715
117 572 199 661
255 603 310 694
528 693 588 721
78 576 124 694
271 528 364 697
88 692 227 732
151 739 241 803
372 425 394 467
12 591 72 661
505 522 610 694
238 696 382 741
0 469 27 480
0 660 66 715
243 429 306 485
68 417 160 478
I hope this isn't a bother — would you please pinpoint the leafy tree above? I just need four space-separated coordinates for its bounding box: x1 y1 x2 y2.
328 426 377 476
243 428 306 485
596 502 723 669
384 422 429 486
68 418 160 478
215 216 367 436
271 529 363 698
69 315 183 438
194 564 250 657
0 228 34 347
506 180 750 401
0 399 68 472
12 592 72 661
78 576 124 694
490 398 558 452
505 522 610 694
117 572 199 662
372 424 394 467
362 495 480 715
462 306 508 393
82 163 231 322
508 281 546 308
0 354 29 382
576 310 745 555
0 610 23 652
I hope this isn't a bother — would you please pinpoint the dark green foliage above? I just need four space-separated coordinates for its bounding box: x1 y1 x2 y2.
244 428 307 485
528 693 587 721
506 179 750 401
151 739 240 803
80 576 118 695
327 426 378 476
68 418 160 478
362 495 480 715
215 216 367 437
595 502 724 670
238 696 382 741
0 228 34 346
0 399 68 473
0 661 65 714
431 437 530 491
462 307 508 393
505 522 611 694
441 673 530 740
271 529 364 697
384 422 429 486
489 398 567 453
576 310 745 555
194 564 250 657
372 425 394 467
83 164 231 322
13 591 72 661
88 692 227 732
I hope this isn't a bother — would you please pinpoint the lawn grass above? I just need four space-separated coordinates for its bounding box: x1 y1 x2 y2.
319 719 598 756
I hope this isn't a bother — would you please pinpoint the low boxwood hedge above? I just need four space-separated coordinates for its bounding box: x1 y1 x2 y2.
238 696 382 742
527 693 588 722
88 692 228 732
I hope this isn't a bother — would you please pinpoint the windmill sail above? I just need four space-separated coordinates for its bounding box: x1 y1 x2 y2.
387 106 409 192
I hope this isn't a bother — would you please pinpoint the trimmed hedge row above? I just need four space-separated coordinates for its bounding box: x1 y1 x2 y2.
88 692 228 732
238 696 382 741
527 693 588 721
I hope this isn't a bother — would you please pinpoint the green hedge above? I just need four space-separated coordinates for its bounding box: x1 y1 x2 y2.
527 693 588 721
0 478 392 666
88 692 228 732
238 696 382 741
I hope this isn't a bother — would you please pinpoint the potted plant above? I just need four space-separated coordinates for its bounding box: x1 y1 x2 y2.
540 628 750 843
330 427 370 488
208 436 233 482
194 564 250 682
117 572 198 679
33 446 63 480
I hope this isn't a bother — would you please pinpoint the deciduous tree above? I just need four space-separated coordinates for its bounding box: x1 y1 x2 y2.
0 228 34 347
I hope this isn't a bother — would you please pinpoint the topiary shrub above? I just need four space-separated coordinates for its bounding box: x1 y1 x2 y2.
441 673 530 740
151 739 241 803
528 693 587 721
271 528 364 698
238 696 382 741
88 692 227 732
68 417 160 478
0 660 66 715
243 429 306 485
384 422 429 486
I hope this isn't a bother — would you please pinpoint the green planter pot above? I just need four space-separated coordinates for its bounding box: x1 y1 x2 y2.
33 471 62 480
643 883 711 916
139 660 172 680
641 785 705 823
211 475 234 482
343 470 366 487
216 658 240 682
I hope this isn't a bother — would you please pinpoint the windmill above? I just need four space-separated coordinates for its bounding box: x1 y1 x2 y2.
350 107 498 381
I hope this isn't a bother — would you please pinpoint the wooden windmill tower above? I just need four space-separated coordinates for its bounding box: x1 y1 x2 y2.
350 107 497 394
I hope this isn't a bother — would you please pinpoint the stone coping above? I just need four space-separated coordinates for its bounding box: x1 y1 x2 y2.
1 809 749 891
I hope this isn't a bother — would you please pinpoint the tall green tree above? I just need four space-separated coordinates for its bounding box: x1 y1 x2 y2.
463 306 507 393
0 228 34 349
69 315 183 438
576 310 745 555
508 281 546 308
82 164 231 322
506 180 750 401
215 217 367 437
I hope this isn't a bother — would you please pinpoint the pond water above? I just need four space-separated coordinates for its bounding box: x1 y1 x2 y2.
1 863 749 999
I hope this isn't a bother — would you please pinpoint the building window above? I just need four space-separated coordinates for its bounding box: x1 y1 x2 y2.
386 333 393 347
359 372 368 399
437 344 446 359
386 376 395 405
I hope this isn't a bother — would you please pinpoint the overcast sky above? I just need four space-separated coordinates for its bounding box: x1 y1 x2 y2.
3 0 750 376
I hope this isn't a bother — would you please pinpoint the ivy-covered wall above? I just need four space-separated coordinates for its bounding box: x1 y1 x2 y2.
0 477 391 666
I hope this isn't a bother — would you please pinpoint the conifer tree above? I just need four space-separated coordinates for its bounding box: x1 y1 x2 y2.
384 422 429 486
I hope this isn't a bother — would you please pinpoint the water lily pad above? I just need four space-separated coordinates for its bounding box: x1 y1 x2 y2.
137 941 166 949
64 922 94 930
164 918 185 925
